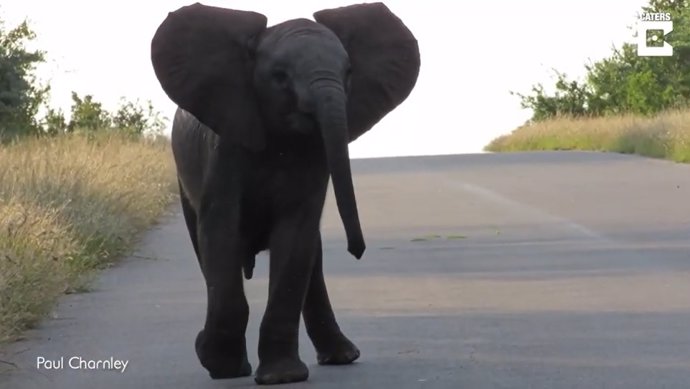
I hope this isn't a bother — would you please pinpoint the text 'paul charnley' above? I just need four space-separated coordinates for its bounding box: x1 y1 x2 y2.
36 356 129 373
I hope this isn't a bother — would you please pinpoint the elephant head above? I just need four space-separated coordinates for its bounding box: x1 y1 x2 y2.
151 2 420 259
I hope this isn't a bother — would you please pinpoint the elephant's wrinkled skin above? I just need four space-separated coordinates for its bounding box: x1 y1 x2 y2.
150 2 420 385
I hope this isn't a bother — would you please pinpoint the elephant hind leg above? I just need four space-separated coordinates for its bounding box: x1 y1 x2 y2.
243 255 255 280
178 180 201 264
302 235 360 365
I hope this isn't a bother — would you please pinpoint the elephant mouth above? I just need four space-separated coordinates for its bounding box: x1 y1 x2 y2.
286 113 317 134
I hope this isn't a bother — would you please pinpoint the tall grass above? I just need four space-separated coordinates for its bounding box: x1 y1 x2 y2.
0 132 177 343
485 109 690 163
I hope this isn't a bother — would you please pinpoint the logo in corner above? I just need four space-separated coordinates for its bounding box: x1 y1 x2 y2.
636 12 673 57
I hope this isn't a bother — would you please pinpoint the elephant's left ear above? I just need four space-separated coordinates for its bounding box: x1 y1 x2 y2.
314 3 420 142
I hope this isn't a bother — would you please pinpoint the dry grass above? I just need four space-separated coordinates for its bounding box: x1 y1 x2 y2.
0 132 177 343
485 109 690 163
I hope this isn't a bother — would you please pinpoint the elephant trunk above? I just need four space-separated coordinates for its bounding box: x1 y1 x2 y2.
312 80 365 259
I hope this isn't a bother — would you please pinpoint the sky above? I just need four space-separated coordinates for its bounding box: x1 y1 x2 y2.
1 0 648 158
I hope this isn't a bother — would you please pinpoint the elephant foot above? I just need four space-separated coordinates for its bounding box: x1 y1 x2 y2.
255 357 309 385
315 334 360 365
195 329 252 379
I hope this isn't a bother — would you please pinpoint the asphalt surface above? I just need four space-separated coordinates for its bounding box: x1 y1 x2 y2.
2 151 690 388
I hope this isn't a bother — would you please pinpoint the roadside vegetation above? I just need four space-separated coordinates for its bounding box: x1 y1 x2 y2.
487 0 690 162
0 16 177 342
485 110 690 162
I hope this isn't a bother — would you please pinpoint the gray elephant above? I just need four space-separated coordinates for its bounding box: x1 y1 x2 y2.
150 2 420 385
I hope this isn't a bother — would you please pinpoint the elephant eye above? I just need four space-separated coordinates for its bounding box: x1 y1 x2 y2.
272 70 289 87
344 67 352 92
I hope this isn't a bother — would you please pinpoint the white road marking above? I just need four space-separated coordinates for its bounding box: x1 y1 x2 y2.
443 177 611 243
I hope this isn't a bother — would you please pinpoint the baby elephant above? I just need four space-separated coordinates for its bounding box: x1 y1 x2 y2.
150 2 420 385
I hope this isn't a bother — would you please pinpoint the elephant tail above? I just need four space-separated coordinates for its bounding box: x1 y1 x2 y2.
243 255 255 280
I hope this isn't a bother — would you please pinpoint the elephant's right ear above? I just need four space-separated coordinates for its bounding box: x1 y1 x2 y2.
151 3 267 151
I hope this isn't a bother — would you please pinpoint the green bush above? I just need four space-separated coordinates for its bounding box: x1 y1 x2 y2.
0 17 168 141
514 0 690 122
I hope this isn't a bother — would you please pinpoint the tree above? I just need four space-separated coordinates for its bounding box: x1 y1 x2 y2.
0 15 168 139
43 107 67 135
67 92 112 132
63 93 167 136
112 98 167 136
515 0 690 121
511 71 593 121
0 18 49 140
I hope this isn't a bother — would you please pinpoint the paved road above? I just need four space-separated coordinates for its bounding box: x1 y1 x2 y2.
2 151 690 388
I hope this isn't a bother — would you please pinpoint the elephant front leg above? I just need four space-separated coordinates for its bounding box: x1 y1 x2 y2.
255 211 320 385
195 206 252 379
303 235 360 365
